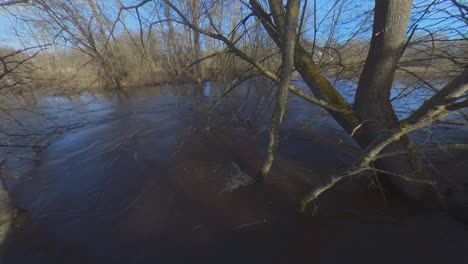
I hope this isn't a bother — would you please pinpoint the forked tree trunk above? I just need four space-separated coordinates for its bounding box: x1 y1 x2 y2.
252 0 444 205
353 0 441 204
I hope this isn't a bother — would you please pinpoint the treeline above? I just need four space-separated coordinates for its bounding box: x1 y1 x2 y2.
0 0 280 93
0 0 466 94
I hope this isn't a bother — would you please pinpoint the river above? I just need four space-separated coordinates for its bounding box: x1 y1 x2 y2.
1 80 467 263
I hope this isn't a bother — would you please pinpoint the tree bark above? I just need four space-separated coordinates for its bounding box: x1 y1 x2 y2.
352 0 444 204
164 4 182 77
250 0 360 134
259 0 301 179
354 0 414 145
190 0 203 84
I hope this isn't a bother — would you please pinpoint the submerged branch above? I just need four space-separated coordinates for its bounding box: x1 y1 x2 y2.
300 106 458 212
299 164 438 213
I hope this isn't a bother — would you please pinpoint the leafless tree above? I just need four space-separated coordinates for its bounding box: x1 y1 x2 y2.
150 0 468 217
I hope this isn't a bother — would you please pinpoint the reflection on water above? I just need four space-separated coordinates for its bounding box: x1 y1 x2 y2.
1 80 467 263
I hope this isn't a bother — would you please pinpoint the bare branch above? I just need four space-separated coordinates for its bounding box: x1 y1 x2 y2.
176 50 229 79
405 67 468 125
161 0 350 114
0 0 28 6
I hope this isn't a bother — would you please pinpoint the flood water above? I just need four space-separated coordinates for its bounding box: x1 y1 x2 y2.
1 80 468 263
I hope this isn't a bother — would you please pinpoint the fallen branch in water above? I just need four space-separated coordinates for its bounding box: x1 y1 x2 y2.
299 166 438 213
299 110 452 213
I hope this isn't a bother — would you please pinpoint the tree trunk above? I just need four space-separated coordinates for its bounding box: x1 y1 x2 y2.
260 0 301 179
164 4 183 78
85 0 123 90
190 0 203 84
250 0 360 134
353 0 442 204
354 0 413 145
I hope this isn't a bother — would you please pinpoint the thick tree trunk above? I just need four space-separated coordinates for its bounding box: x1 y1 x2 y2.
353 0 442 204
354 0 413 144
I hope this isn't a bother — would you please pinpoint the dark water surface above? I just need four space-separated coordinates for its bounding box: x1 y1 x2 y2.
1 81 468 263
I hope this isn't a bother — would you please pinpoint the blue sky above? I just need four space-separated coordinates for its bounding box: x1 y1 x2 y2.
0 0 465 49
0 10 19 48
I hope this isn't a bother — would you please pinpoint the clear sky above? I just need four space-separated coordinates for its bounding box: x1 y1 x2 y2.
0 0 465 49
0 10 20 48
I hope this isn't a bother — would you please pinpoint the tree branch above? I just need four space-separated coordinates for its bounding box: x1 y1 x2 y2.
405 67 468 125
0 0 28 6
161 0 350 114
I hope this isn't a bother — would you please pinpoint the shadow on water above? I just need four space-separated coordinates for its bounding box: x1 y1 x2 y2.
1 80 468 263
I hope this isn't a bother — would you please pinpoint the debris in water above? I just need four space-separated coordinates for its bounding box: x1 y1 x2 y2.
222 162 255 192
237 219 268 229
